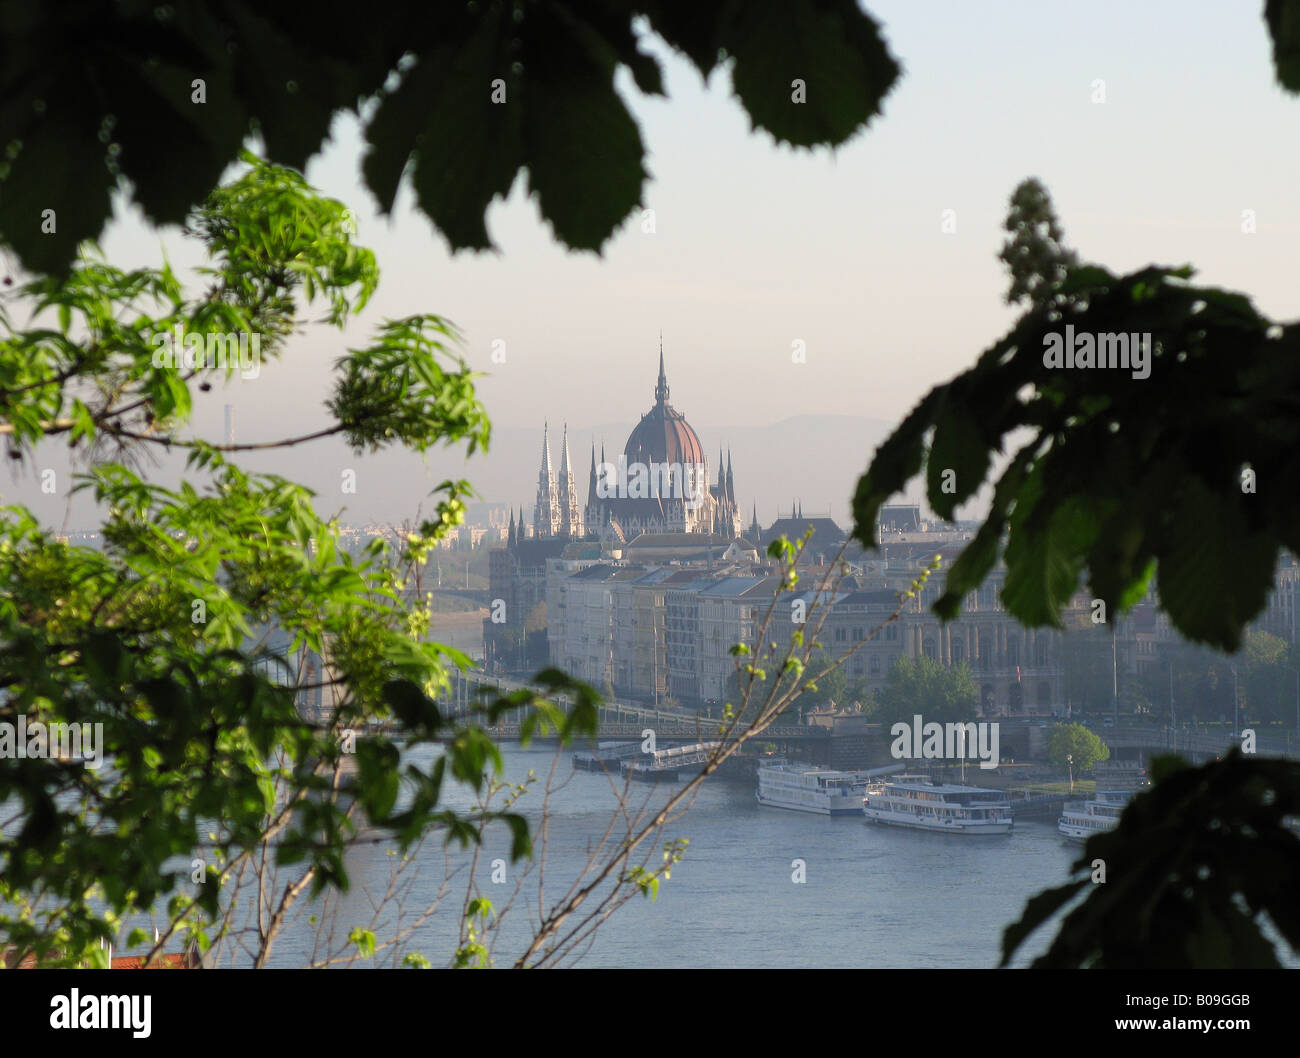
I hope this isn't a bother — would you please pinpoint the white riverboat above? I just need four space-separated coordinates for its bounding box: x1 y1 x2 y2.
1058 789 1128 843
862 777 1013 834
756 762 883 816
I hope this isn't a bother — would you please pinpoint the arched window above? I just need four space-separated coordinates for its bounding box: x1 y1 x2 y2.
951 640 964 666
922 637 936 659
869 654 881 675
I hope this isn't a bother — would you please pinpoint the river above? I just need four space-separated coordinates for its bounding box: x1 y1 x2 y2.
259 746 1077 968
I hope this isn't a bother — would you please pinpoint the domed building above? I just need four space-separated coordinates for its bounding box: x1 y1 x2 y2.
531 344 741 541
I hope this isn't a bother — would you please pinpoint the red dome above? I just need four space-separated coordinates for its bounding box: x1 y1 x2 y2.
625 405 705 466
624 348 706 467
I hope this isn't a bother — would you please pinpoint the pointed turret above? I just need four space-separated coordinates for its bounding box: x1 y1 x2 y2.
507 507 516 548
556 422 583 539
535 423 561 538
540 421 553 478
726 449 735 504
600 443 608 502
584 442 603 538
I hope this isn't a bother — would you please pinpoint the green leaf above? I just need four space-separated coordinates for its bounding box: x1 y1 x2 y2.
502 813 531 861
1156 478 1277 651
851 390 943 543
0 111 115 277
1002 493 1096 628
725 0 899 147
1266 0 1300 92
1057 264 1116 296
404 20 522 251
926 390 991 519
1000 879 1087 966
348 927 376 958
524 69 646 252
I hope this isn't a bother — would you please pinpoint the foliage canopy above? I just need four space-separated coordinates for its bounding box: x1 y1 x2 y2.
0 158 598 966
0 0 901 276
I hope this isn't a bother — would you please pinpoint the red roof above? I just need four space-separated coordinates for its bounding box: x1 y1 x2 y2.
3 944 201 968
110 952 196 969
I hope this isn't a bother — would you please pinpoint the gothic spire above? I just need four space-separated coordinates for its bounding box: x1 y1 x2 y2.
556 422 582 539
655 339 669 404
540 421 553 480
507 507 516 547
726 448 735 503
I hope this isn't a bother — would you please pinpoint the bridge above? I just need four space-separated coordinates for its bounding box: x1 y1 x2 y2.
1089 725 1300 762
432 670 1300 759
483 718 817 742
442 671 820 743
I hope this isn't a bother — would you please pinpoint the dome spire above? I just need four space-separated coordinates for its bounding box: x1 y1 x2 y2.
655 334 669 404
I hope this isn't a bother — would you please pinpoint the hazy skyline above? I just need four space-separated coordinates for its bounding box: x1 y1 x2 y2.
10 0 1300 528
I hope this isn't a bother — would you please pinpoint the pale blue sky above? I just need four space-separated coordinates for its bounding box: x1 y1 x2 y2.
21 0 1300 527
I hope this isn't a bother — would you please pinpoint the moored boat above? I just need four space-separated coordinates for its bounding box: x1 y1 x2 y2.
1058 789 1128 843
862 776 1013 834
756 762 890 816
